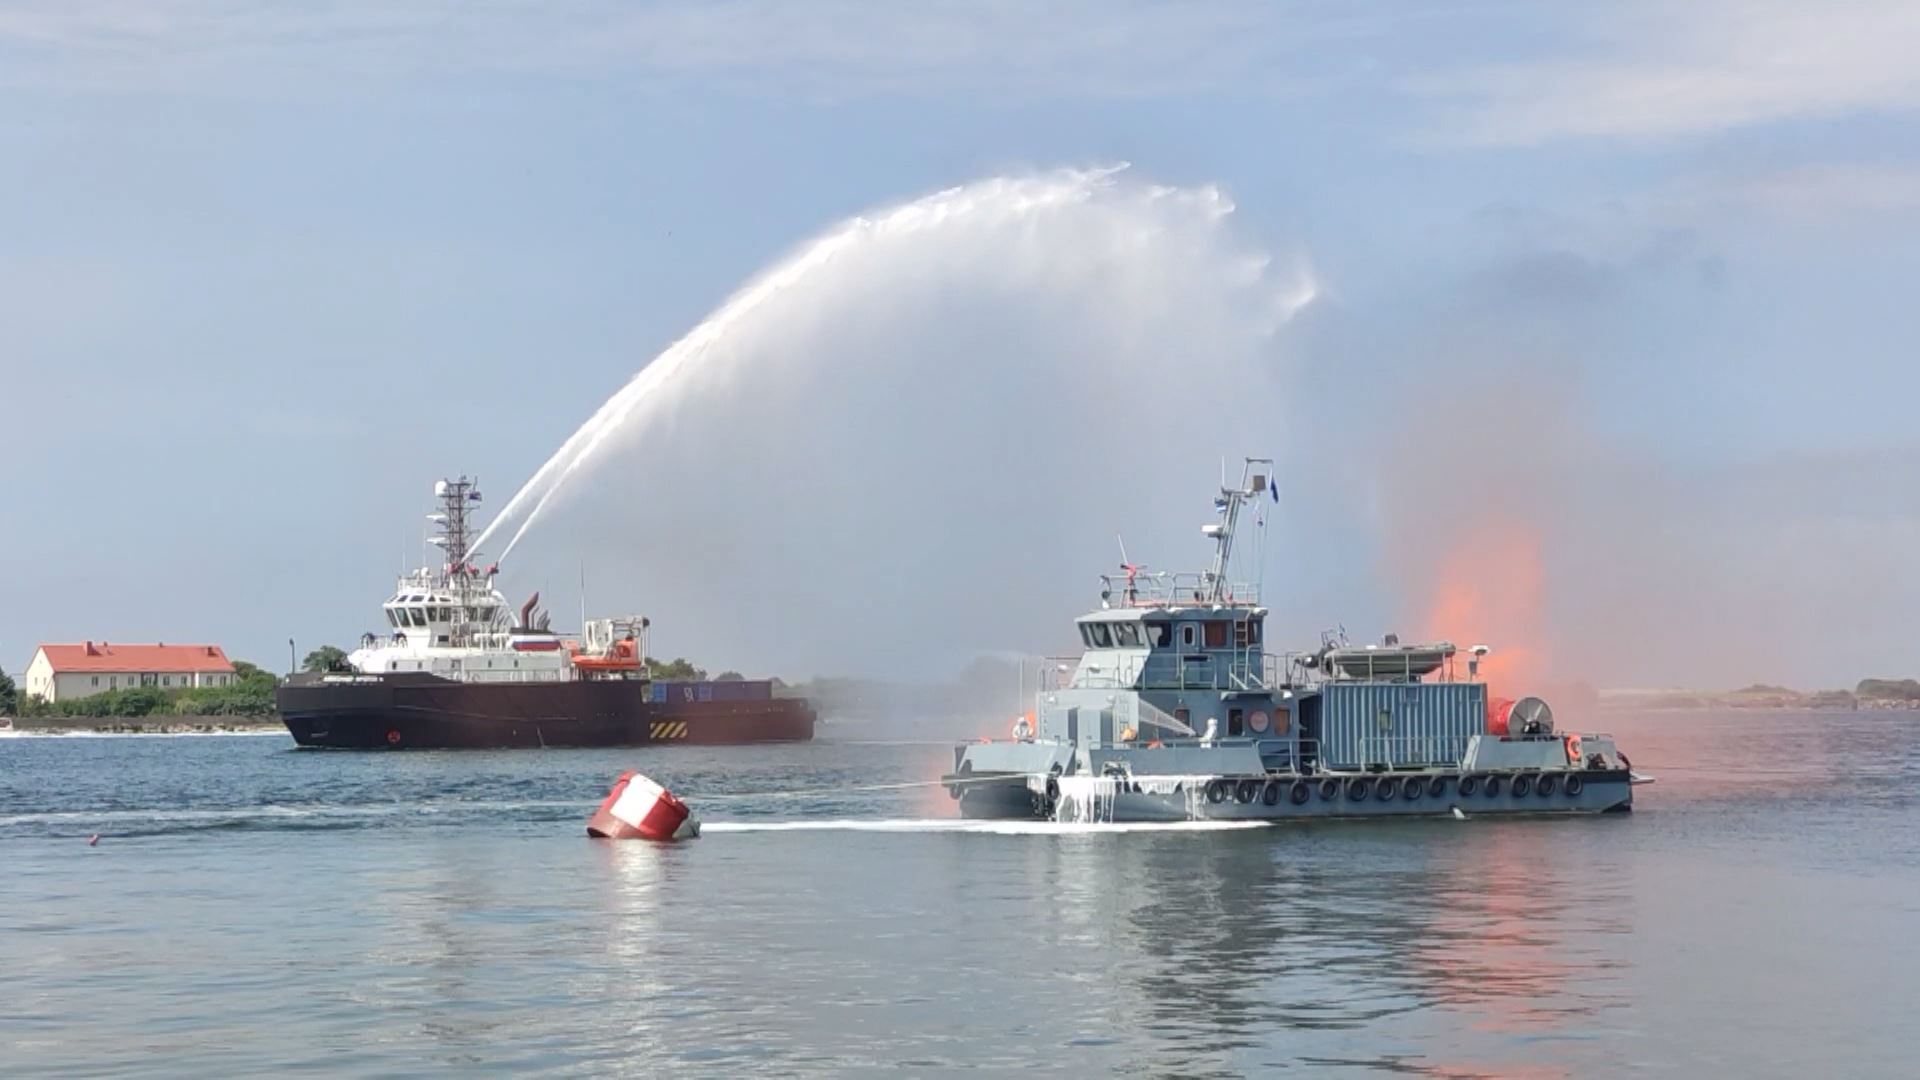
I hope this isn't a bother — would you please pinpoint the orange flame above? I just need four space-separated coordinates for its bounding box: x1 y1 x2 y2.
1419 517 1549 699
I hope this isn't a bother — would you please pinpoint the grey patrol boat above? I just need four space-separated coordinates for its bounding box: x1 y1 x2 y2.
943 459 1638 823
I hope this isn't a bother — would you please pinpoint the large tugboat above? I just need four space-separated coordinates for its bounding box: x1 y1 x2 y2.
277 477 815 749
944 459 1642 821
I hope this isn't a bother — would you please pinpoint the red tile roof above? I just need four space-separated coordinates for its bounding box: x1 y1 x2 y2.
38 643 236 674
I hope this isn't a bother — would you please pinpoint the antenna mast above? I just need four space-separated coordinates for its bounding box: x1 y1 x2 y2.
1202 457 1274 602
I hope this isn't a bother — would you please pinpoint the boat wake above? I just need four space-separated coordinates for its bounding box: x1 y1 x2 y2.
702 817 1274 835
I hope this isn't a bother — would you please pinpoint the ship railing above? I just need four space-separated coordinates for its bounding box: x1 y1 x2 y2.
1098 571 1262 608
1050 651 1320 692
1320 734 1476 770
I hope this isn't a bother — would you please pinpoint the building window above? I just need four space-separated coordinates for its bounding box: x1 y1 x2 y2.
92 676 100 687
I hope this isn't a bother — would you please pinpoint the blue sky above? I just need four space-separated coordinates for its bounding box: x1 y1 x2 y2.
3 2 1917 688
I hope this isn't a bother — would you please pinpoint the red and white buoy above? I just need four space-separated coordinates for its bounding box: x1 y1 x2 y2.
587 771 700 841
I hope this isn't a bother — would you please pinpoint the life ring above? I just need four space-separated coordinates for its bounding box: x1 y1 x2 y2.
1403 777 1423 801
1318 779 1341 800
1347 777 1372 801
1377 777 1400 801
1458 775 1480 796
1289 781 1310 805
1483 776 1503 797
1427 776 1447 797
1565 733 1583 764
1565 774 1585 796
1537 774 1558 796
1235 779 1259 804
1206 779 1228 804
385 730 401 746
1262 781 1282 807
1511 775 1533 797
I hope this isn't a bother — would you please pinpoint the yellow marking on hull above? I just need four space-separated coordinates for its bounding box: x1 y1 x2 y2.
650 720 689 740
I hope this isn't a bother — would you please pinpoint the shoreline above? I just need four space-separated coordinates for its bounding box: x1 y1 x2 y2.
3 715 286 737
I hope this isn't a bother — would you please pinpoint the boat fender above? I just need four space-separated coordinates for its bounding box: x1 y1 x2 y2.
1347 778 1372 801
1377 777 1400 801
1206 779 1228 804
587 771 699 841
1404 777 1423 801
1537 774 1558 796
1262 781 1283 807
1235 779 1258 804
1512 775 1533 797
1318 779 1340 801
1458 775 1480 796
1565 774 1585 796
386 730 401 747
1483 776 1503 797
1289 781 1310 805
1427 776 1447 797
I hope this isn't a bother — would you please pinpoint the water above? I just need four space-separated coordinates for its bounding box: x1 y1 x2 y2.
3 711 1916 1077
472 166 1315 564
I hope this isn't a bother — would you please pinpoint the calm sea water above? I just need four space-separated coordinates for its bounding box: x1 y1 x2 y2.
2 711 1917 1077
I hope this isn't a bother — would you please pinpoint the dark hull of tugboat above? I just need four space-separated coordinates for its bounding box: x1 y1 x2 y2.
276 672 814 749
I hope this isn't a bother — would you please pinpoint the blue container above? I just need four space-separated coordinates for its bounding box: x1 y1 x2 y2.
1318 682 1487 769
650 680 773 704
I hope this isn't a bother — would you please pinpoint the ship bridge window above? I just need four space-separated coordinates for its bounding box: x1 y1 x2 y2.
1113 622 1143 648
1087 622 1113 648
1180 624 1197 648
1144 622 1171 648
1234 620 1260 648
1204 622 1228 649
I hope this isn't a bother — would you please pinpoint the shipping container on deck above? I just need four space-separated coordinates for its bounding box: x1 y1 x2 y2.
649 680 773 704
1317 682 1487 770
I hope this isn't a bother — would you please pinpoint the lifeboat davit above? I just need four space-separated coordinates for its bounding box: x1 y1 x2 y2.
587 771 700 841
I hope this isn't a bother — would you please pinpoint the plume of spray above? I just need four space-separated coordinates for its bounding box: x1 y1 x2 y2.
478 166 1312 558
474 165 1316 678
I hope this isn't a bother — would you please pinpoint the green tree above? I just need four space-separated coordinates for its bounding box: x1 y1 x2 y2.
714 670 745 682
646 657 707 681
302 645 349 672
0 667 17 715
232 661 280 691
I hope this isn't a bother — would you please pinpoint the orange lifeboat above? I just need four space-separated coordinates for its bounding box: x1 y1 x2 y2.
571 637 644 673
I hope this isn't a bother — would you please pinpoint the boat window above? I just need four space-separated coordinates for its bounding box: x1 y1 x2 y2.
1228 708 1244 737
1113 622 1142 648
1089 622 1114 648
1204 622 1228 648
1180 624 1197 648
1234 620 1251 648
1145 623 1171 647
1078 624 1094 647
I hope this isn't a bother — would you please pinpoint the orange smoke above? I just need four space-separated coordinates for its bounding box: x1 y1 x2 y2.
1419 517 1550 698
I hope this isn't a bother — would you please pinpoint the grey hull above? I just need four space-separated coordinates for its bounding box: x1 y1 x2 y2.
955 770 1632 822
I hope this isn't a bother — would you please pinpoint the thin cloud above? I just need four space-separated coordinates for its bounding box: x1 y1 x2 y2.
0 0 1331 100
1412 1 1920 144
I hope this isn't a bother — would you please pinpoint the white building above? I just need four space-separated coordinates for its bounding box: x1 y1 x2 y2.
23 642 238 703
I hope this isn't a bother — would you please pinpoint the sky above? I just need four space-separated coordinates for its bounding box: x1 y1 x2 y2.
3 1 1918 690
